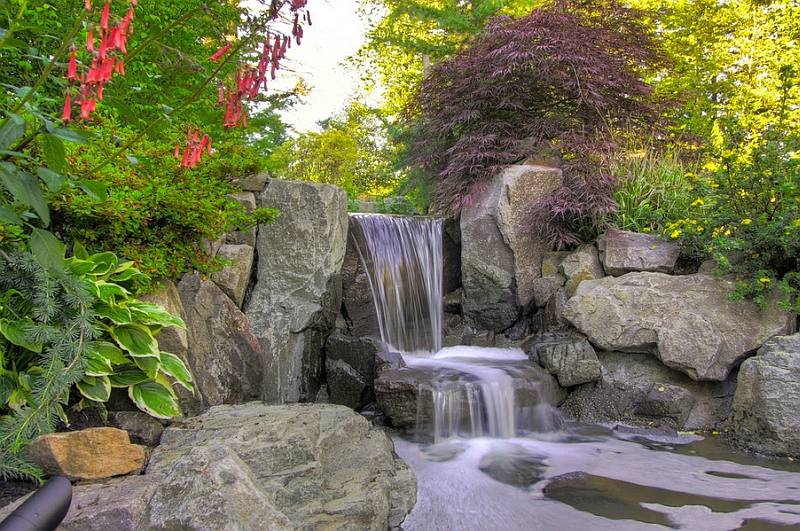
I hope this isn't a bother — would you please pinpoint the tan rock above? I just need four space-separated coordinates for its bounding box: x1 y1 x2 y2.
23 427 145 481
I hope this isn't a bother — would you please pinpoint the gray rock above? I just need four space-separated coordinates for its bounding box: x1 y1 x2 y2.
149 403 416 531
536 337 601 387
325 332 381 410
734 333 800 456
442 217 462 295
531 274 566 308
245 180 349 403
143 445 293 531
635 383 696 427
559 351 735 430
225 192 258 249
443 289 462 314
212 244 255 309
597 229 681 276
231 171 270 192
461 165 563 331
560 244 605 298
178 273 263 413
109 411 165 447
541 251 571 277
341 216 380 338
562 272 795 381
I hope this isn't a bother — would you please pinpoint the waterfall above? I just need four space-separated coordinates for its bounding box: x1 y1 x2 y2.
350 214 443 354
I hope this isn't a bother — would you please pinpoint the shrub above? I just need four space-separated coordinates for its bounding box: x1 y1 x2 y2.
404 0 666 246
665 119 800 311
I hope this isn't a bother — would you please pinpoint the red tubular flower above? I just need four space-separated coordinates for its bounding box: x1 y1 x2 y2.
218 83 224 104
62 91 72 122
209 43 233 62
241 112 247 128
174 141 181 159
131 0 138 7
181 145 190 167
85 0 91 11
67 48 77 80
207 137 212 154
87 27 95 53
100 1 110 30
115 60 124 75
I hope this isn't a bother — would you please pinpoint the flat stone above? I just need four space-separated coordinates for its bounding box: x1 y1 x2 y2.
597 229 681 276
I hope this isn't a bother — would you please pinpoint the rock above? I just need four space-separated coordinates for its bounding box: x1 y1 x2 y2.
443 289 462 314
109 411 164 447
635 383 696 427
561 272 795 381
531 274 566 308
226 192 259 248
231 171 270 192
536 337 601 387
559 351 735 430
178 273 263 413
143 445 293 531
461 165 563 331
374 366 432 429
541 251 570 277
0 474 165 531
734 333 800 456
246 180 348 403
149 403 416 531
341 216 380 338
477 443 547 487
325 332 381 410
597 229 681 276
212 243 255 309
22 428 144 481
560 245 605 298
442 217 462 295
376 350 406 373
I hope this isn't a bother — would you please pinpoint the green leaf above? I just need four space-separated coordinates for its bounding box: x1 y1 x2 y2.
87 251 118 276
85 350 115 376
65 259 96 276
76 375 111 402
0 162 50 225
108 363 148 387
0 206 22 225
49 126 87 144
30 228 65 271
73 241 89 260
109 323 160 357
39 134 69 175
159 352 193 392
94 302 133 324
0 116 25 151
129 380 181 419
89 340 130 365
76 180 108 201
127 302 185 328
134 354 160 379
0 318 42 353
36 167 65 192
96 281 131 302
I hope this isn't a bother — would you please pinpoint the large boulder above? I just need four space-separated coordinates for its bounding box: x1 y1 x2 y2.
536 336 601 387
3 404 417 531
561 272 795 381
150 403 416 531
212 243 255 309
734 333 800 456
559 351 736 430
245 180 349 403
461 165 563 331
596 229 681 276
178 273 264 413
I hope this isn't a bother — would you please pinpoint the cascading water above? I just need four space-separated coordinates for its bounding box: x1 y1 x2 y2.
350 213 800 531
351 213 560 442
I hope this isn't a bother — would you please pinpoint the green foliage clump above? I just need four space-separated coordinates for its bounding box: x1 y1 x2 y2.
664 120 800 311
47 119 270 282
0 242 193 481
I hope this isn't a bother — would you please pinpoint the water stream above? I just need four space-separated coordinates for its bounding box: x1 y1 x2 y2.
350 213 800 531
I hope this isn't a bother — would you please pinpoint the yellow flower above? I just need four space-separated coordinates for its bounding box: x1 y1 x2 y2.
691 198 705 206
760 277 771 284
741 219 752 225
697 226 704 232
643 227 651 233
721 149 733 158
794 219 800 227
670 229 681 239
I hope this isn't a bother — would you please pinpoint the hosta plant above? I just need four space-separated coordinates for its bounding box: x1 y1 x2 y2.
0 239 193 481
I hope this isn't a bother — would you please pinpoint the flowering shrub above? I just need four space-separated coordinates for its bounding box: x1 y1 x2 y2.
665 120 800 311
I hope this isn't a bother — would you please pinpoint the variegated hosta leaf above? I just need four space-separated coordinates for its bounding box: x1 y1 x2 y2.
77 375 111 402
159 352 193 392
109 323 160 357
129 380 181 419
108 363 149 387
127 302 186 328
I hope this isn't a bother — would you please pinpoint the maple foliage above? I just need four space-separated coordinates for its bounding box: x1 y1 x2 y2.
403 0 667 245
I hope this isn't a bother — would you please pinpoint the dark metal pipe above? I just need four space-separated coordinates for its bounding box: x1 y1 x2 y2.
0 477 72 531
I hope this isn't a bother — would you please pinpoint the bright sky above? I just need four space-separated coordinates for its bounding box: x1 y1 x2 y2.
275 0 368 133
